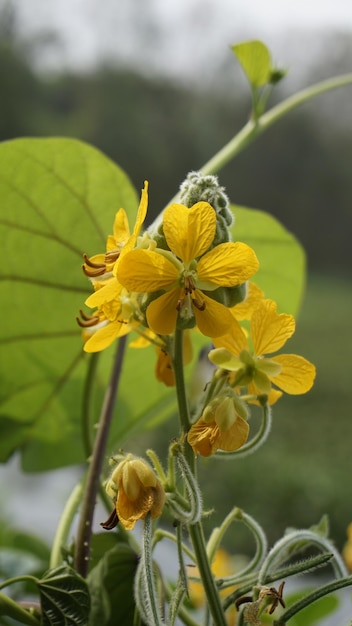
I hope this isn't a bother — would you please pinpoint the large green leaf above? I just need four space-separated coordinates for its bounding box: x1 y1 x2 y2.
0 138 176 471
87 543 138 626
231 204 306 316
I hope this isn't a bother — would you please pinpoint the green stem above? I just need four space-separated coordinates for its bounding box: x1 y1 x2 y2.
157 72 352 213
274 575 352 625
141 514 163 626
50 480 85 569
223 552 334 611
201 73 352 176
172 328 227 626
172 328 191 434
0 592 40 626
163 580 200 626
74 336 127 577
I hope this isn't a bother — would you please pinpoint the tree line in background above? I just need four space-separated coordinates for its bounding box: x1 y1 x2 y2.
1 14 352 275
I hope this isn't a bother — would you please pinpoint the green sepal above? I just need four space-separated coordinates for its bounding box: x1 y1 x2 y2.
203 282 247 307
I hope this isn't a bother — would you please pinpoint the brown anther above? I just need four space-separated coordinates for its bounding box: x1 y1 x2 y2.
105 249 120 263
268 581 285 614
100 508 119 530
235 595 253 610
192 297 206 311
82 264 107 278
76 310 99 328
184 275 196 295
83 253 106 269
82 253 107 277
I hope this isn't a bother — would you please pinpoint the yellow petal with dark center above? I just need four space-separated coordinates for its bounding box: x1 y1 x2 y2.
251 299 295 355
193 291 235 338
146 288 181 335
197 242 259 286
163 201 216 264
270 354 316 394
118 249 179 292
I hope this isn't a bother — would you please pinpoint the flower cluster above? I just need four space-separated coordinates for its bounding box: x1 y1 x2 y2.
79 175 315 466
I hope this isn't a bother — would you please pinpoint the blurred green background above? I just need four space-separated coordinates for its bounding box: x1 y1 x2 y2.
0 1 351 555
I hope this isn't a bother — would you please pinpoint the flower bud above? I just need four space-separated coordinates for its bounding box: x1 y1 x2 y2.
106 453 165 530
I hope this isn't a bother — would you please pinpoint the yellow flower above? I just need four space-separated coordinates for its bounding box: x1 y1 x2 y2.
105 453 165 530
209 299 316 398
187 395 249 457
77 182 148 352
117 201 259 338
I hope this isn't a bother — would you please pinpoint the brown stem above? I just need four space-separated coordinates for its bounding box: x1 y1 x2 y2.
74 336 127 577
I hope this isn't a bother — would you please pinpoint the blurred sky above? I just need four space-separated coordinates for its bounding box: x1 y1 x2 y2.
13 0 352 83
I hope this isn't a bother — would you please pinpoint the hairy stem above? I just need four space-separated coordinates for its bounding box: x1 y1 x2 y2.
172 328 227 626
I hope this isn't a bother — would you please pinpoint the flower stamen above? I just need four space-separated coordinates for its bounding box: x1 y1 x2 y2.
82 253 107 277
76 309 99 328
105 249 120 263
192 297 206 311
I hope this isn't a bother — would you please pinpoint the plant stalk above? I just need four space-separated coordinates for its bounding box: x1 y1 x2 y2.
74 336 127 577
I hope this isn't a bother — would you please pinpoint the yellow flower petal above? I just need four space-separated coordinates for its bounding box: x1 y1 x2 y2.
217 415 249 452
231 282 264 320
123 181 149 255
111 208 130 247
146 288 181 335
155 348 175 386
117 486 153 530
251 299 295 355
187 419 219 457
84 319 130 352
187 415 249 457
163 202 216 264
85 277 122 309
118 249 179 292
270 354 316 394
193 291 236 338
212 316 248 353
197 242 259 286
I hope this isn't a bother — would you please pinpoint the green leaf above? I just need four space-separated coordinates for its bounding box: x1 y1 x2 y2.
231 204 306 316
286 590 339 626
0 137 178 471
87 543 138 626
232 40 272 87
38 566 90 626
